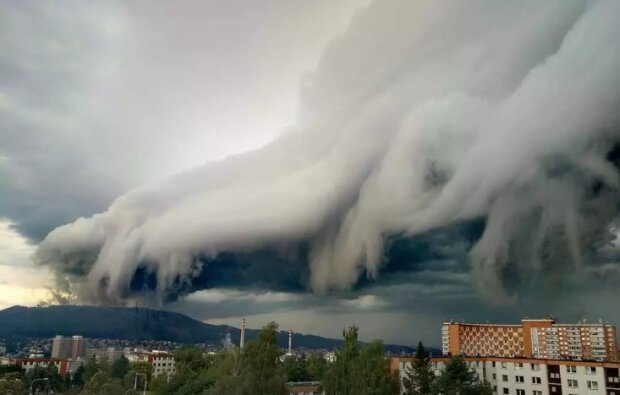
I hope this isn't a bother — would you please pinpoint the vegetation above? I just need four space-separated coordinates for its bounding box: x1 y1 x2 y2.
322 326 400 395
402 345 493 395
432 356 493 395
403 341 434 395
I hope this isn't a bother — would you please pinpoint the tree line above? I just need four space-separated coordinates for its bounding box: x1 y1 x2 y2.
0 322 492 394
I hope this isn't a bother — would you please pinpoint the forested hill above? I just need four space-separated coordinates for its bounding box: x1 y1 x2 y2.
0 305 415 354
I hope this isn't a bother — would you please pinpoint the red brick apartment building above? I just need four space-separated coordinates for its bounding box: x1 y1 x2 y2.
442 318 618 361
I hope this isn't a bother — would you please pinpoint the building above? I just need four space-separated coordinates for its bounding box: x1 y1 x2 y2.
442 319 618 361
125 350 176 378
51 335 86 359
13 358 70 378
393 356 620 395
287 381 322 395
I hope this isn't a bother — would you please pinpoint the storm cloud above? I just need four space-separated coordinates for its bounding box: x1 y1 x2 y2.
33 0 620 308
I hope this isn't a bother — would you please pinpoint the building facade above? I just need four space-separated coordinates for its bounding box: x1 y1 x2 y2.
442 319 618 361
51 335 86 359
125 350 176 378
13 358 70 378
393 356 620 395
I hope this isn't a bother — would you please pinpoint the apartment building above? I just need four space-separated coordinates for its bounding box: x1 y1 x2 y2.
13 358 70 378
392 356 620 395
125 350 176 377
51 335 86 359
442 319 618 361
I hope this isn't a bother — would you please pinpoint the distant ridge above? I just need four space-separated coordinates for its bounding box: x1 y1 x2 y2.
0 305 415 354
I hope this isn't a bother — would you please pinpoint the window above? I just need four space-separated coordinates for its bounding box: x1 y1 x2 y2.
531 363 540 371
492 373 496 380
502 375 508 382
516 362 524 370
566 365 577 373
609 376 620 383
532 376 541 384
587 381 598 390
516 390 525 395
502 389 509 395
516 376 524 383
585 366 596 375
533 391 542 395
501 362 508 369
568 379 578 388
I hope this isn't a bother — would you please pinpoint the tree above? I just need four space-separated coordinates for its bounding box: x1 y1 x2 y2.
82 356 99 383
306 354 327 381
239 321 287 395
403 342 435 395
322 327 399 395
433 356 493 395
80 371 114 395
322 326 359 395
72 365 85 387
111 355 130 379
283 356 311 382
0 378 27 395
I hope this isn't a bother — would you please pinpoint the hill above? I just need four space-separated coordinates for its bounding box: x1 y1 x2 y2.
0 305 414 354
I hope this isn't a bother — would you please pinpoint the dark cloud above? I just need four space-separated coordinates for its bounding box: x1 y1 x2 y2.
3 0 620 345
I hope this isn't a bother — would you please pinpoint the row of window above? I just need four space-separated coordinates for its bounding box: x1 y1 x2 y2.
500 388 542 395
497 374 541 384
500 382 598 395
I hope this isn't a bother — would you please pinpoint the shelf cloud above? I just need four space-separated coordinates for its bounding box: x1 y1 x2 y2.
35 0 620 306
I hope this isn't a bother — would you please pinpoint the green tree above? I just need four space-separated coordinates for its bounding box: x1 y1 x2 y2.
240 321 287 395
82 356 99 383
154 347 215 395
111 355 130 379
354 340 400 395
72 365 85 387
403 342 435 395
283 356 311 382
0 377 27 395
80 370 114 395
323 327 399 395
433 356 493 395
307 354 327 381
23 365 65 393
322 326 360 395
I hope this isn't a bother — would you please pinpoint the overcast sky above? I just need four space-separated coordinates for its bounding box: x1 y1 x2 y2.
2 0 620 347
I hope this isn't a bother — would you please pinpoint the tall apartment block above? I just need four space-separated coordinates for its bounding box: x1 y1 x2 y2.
51 335 86 359
442 318 618 362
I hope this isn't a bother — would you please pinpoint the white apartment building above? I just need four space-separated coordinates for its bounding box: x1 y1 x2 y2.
393 356 620 395
125 350 176 378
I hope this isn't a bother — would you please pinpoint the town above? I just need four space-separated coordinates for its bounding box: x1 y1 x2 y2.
1 317 618 394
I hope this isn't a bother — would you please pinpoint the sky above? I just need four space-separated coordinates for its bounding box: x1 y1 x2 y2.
2 0 620 347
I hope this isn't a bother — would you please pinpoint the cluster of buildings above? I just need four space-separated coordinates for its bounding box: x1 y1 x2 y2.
0 334 176 380
394 318 620 395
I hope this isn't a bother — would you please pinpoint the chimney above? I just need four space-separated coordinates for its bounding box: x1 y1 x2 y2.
240 318 246 349
288 328 292 355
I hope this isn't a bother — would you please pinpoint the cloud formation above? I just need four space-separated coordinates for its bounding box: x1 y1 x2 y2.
35 0 620 306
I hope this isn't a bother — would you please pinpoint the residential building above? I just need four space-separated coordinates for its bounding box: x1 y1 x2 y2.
13 358 70 378
51 335 86 359
442 318 618 361
393 356 620 395
125 350 176 378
